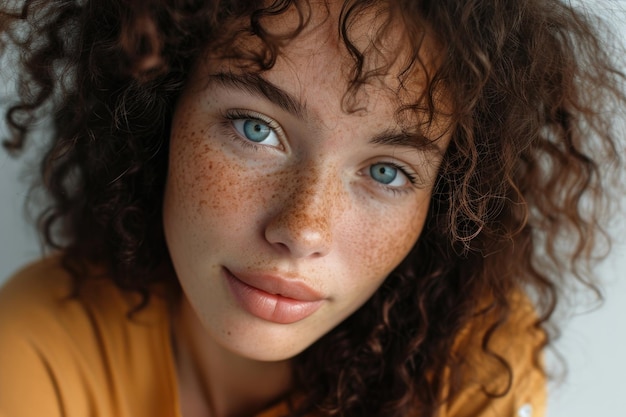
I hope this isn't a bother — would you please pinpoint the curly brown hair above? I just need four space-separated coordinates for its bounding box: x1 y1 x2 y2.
2 0 624 416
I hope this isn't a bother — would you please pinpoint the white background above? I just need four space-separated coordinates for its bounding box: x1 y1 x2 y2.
1 2 625 416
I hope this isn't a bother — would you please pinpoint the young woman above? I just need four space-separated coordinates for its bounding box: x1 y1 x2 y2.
0 1 623 416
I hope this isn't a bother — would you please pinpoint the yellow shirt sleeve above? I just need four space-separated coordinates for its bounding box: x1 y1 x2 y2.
0 259 87 416
0 257 179 417
0 321 65 417
440 294 547 417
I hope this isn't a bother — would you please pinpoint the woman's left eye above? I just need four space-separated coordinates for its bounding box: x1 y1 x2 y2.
232 119 280 147
369 163 410 188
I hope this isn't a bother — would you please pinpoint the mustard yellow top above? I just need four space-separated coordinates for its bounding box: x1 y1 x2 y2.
0 258 546 417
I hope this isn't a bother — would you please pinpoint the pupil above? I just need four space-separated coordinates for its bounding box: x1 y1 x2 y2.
243 119 270 142
370 163 397 185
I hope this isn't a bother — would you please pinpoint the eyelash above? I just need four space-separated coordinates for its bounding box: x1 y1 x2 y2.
221 109 284 150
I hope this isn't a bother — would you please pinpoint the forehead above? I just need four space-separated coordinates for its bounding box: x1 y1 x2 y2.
212 2 438 88
193 1 448 139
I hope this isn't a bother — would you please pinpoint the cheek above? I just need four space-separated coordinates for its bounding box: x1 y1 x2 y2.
165 125 280 242
165 117 246 241
342 197 428 285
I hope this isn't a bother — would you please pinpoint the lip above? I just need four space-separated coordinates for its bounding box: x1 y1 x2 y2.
223 267 325 324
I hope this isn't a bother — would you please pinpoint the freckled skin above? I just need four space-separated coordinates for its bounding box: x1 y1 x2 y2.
162 9 447 363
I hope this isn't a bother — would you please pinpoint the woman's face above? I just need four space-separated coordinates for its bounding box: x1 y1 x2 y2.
163 6 448 362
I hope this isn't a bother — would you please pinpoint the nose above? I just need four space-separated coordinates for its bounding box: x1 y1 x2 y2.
264 166 339 259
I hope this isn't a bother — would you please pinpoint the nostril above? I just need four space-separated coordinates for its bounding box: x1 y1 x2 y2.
274 241 290 253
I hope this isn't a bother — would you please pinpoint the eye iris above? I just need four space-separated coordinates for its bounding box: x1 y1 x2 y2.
243 119 271 142
370 164 397 184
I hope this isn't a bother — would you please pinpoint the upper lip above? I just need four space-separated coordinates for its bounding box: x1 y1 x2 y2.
224 267 325 302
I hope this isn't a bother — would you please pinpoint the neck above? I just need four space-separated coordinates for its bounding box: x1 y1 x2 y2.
172 297 293 417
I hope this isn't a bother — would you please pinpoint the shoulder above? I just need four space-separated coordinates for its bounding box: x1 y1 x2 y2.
0 256 148 345
0 257 89 416
0 256 74 315
441 292 547 417
0 257 176 417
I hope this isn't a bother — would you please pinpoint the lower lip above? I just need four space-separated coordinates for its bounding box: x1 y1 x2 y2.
224 269 324 324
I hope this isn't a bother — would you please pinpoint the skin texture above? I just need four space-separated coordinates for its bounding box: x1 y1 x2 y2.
162 3 448 416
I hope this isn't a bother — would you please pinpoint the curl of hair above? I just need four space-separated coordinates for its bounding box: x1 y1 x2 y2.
2 0 624 416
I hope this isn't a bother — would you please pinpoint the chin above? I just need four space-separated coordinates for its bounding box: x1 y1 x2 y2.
209 314 329 362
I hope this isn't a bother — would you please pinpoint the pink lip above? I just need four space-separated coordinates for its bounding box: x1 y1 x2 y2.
223 267 325 324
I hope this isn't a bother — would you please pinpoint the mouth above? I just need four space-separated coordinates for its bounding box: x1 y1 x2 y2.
223 267 325 324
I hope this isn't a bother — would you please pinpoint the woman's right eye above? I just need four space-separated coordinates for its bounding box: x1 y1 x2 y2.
232 119 281 147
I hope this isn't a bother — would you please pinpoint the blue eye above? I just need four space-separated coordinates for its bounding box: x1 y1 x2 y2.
232 118 281 147
243 120 270 142
370 163 408 187
370 163 397 184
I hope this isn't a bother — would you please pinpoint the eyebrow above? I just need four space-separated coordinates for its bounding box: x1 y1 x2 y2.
370 130 444 158
209 71 443 156
209 72 308 119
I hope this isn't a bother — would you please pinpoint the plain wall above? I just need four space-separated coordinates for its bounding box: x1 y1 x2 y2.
1 2 625 416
